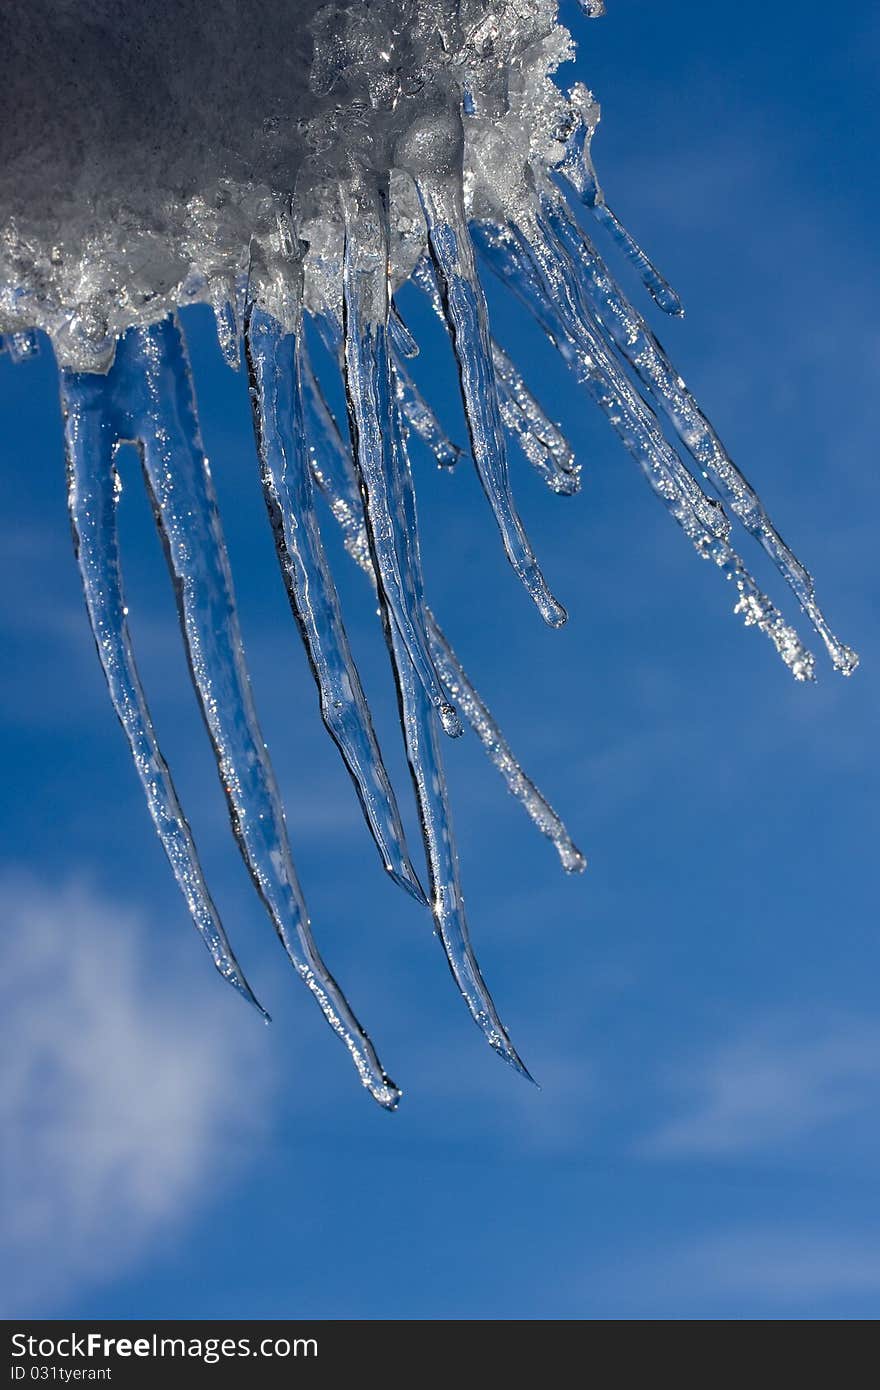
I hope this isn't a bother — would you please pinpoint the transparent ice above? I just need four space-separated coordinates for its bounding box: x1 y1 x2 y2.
0 2 857 1104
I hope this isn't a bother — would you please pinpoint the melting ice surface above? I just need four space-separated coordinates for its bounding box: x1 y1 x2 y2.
0 2 858 1105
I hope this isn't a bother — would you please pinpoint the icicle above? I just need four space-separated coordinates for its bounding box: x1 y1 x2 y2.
211 286 241 370
590 202 684 318
118 316 400 1108
59 363 267 1020
386 389 533 1077
427 620 586 874
490 339 580 496
410 251 446 319
339 180 461 737
407 140 567 629
391 353 464 470
557 87 683 317
474 217 816 680
389 301 419 358
245 303 425 904
303 338 585 874
395 624 534 1075
302 352 375 572
388 270 465 468
543 188 858 676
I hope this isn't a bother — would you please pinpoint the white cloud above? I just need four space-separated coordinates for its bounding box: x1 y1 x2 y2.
641 1015 880 1159
0 871 276 1314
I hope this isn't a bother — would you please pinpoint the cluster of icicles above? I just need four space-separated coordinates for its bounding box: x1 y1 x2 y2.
1 5 857 1107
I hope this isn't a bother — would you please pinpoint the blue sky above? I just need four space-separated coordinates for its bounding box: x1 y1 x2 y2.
1 0 878 1319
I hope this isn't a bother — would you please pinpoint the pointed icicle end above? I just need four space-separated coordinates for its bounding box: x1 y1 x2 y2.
494 1036 539 1088
229 972 272 1025
439 701 464 738
388 857 430 907
475 1009 538 1085
390 302 420 359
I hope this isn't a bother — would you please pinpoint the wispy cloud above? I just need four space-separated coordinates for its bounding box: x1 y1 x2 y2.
646 1227 880 1308
641 1014 880 1159
0 871 276 1315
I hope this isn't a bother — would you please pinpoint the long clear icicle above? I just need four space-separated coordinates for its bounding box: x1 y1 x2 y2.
541 186 858 676
302 338 585 875
60 365 267 1019
557 92 684 318
413 165 567 629
473 216 816 680
121 316 400 1108
245 304 426 904
383 383 533 1077
339 181 461 738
